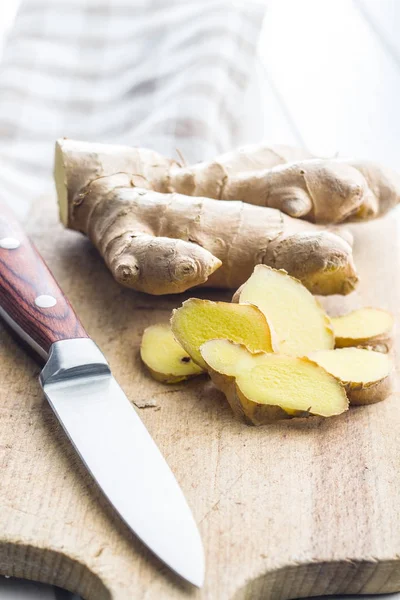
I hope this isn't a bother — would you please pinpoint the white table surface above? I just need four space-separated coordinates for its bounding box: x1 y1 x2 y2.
1 0 400 598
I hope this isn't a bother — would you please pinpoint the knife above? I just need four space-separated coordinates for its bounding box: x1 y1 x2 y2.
0 204 204 587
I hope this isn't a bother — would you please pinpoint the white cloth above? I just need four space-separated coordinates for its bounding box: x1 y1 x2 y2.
0 0 265 217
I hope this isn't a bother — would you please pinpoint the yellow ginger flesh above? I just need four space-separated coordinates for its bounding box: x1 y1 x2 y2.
234 265 334 356
309 348 391 382
171 299 273 370
332 308 393 348
200 340 348 424
140 324 203 383
308 348 393 405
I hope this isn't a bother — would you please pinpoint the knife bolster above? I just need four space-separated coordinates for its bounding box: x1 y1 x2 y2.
40 339 110 386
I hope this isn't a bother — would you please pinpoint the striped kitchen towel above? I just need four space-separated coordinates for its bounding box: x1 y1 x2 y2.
0 0 266 218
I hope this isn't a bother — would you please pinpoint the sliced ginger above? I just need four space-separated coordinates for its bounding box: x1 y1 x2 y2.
140 324 204 383
171 299 273 369
309 348 393 406
233 265 334 356
331 307 394 352
200 339 348 425
140 266 394 419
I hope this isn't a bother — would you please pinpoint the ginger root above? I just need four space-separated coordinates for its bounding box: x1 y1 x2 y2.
331 308 394 352
170 146 400 223
56 139 400 225
200 340 348 425
233 265 334 356
55 139 363 296
309 348 393 406
140 324 204 383
170 299 273 369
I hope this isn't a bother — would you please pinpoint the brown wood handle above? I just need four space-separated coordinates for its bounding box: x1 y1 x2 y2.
0 204 88 359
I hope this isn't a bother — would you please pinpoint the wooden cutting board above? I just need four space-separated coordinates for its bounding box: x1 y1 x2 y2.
0 196 400 600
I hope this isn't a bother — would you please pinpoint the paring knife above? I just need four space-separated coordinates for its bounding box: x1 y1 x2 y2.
0 204 204 587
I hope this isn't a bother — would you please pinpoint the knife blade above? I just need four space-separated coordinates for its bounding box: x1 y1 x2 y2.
0 204 204 587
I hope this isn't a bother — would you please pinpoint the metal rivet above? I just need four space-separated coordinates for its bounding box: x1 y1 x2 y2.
35 295 57 308
0 237 20 249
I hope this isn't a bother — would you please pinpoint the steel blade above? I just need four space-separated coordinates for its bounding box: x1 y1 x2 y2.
39 339 204 587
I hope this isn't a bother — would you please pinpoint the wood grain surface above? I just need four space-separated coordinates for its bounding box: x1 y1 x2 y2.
0 204 87 357
0 196 399 600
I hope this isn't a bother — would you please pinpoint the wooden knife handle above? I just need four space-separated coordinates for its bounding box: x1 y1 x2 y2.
0 204 88 360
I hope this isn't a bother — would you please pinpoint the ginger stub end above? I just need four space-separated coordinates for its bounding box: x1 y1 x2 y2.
200 339 349 425
140 323 204 383
54 140 70 227
171 298 274 369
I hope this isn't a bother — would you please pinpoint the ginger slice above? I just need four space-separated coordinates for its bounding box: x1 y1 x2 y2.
331 307 394 352
200 340 348 425
171 299 273 369
140 324 204 383
233 265 334 356
308 348 394 406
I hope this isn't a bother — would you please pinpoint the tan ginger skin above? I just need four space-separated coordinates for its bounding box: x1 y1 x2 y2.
55 139 400 296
